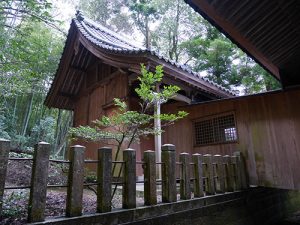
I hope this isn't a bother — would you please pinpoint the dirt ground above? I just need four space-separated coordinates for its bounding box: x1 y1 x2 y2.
1 156 144 225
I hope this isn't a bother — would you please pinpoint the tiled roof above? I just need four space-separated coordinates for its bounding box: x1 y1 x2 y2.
74 11 235 96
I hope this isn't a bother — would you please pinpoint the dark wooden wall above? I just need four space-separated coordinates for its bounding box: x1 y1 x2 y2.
162 88 300 190
73 63 129 171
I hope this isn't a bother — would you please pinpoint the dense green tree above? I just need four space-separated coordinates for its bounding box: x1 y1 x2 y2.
0 1 71 154
235 50 281 94
150 0 223 63
125 0 161 48
78 0 133 34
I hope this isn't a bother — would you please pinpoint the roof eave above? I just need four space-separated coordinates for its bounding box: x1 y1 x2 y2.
184 0 280 81
45 20 78 110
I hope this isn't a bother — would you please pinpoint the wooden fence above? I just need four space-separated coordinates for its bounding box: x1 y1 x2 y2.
0 139 248 223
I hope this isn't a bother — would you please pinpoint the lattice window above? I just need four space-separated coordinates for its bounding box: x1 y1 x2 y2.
194 113 237 145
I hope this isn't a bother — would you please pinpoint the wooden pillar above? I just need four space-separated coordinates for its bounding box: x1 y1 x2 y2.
203 154 215 195
234 151 248 189
214 155 225 193
0 139 10 215
224 155 234 192
161 144 176 203
28 142 51 223
123 149 136 209
144 150 157 205
66 145 85 217
97 147 112 212
193 153 204 198
180 153 191 200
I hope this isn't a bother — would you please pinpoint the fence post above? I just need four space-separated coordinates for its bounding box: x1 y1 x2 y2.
180 152 191 200
192 153 204 198
224 155 234 192
144 150 157 205
214 155 225 193
28 142 51 223
203 154 215 195
231 155 239 191
123 148 136 209
0 139 10 216
66 145 85 217
161 144 176 203
234 151 248 189
97 147 112 212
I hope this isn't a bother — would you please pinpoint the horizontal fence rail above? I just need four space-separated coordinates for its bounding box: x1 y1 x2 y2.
0 139 248 223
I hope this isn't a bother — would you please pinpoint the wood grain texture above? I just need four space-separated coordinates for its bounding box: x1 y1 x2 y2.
162 88 300 190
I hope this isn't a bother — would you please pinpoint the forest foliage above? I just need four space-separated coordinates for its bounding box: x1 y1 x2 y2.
0 0 281 155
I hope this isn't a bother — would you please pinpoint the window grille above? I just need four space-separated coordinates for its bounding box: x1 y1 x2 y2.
194 113 237 145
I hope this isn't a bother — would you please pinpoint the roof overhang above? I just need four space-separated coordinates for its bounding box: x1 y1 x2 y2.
185 0 300 88
45 17 235 110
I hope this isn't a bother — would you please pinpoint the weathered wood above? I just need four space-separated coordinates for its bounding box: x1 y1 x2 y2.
231 155 239 190
161 144 177 203
162 89 300 190
0 139 10 215
97 147 112 212
180 152 191 200
192 153 204 198
224 155 234 192
214 154 225 193
143 150 157 205
203 154 215 195
66 145 85 217
234 151 248 189
28 142 51 223
123 149 136 209
233 153 242 190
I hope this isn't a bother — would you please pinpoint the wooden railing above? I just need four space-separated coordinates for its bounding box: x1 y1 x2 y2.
0 139 248 223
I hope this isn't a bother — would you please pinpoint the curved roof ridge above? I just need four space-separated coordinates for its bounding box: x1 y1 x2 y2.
74 11 236 96
146 49 234 94
76 10 145 50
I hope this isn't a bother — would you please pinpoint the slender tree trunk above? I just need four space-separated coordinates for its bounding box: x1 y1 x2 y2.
12 95 17 124
168 0 180 62
21 91 34 137
173 0 180 62
54 111 72 158
145 17 150 48
53 109 62 154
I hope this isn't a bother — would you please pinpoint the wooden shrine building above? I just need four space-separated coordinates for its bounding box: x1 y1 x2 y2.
45 11 234 175
46 2 300 191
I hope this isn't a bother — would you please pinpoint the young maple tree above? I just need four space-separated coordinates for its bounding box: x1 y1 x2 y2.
69 64 187 197
69 64 187 157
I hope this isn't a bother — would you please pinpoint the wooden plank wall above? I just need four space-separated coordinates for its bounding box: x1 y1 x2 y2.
162 88 300 190
73 66 129 172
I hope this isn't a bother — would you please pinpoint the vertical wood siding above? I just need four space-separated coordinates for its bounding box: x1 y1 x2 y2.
162 89 300 190
73 66 129 165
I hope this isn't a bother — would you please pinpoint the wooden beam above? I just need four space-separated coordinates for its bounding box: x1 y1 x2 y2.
70 66 87 74
58 92 76 98
45 23 79 107
172 93 192 104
